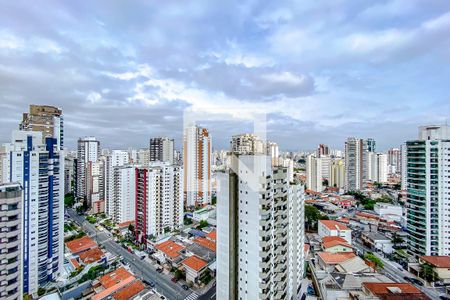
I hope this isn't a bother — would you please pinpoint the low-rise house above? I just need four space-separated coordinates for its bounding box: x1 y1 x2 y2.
65 236 97 255
318 220 352 244
154 240 185 266
182 255 209 285
361 232 393 254
90 267 145 300
79 247 106 265
316 252 356 271
360 282 429 299
193 237 216 252
374 203 403 222
192 206 215 222
335 256 373 274
321 236 353 253
418 256 450 284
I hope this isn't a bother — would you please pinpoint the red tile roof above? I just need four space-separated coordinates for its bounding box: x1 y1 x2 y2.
206 230 216 241
70 258 80 269
363 282 422 295
193 237 216 252
79 247 105 264
182 255 208 272
319 220 350 231
155 240 185 258
117 220 134 229
420 256 450 268
317 252 356 264
112 280 145 300
65 236 97 254
322 236 352 249
99 267 134 289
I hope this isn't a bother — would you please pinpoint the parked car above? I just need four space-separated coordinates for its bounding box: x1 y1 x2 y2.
182 284 189 290
171 277 178 283
156 268 163 273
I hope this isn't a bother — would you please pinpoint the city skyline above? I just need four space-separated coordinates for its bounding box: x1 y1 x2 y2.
1 1 450 150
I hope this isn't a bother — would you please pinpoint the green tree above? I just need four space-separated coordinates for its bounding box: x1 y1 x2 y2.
305 205 321 230
197 220 209 229
174 269 184 280
420 262 437 282
392 234 404 248
128 224 135 233
364 253 384 270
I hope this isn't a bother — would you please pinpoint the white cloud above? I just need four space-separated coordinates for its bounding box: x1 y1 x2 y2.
86 92 102 103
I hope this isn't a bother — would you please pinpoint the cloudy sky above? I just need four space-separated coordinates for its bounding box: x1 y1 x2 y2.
1 1 449 151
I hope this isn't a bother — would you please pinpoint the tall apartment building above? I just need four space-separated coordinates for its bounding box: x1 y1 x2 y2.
4 131 64 295
0 145 8 183
0 183 22 300
344 137 367 191
230 133 264 155
306 154 323 192
105 150 129 219
86 160 105 213
406 125 450 257
150 137 174 164
19 105 64 150
76 137 100 201
110 166 136 224
317 144 329 157
266 141 279 166
64 153 75 195
183 125 211 207
367 152 388 183
217 154 305 300
366 138 376 152
138 148 150 166
330 158 345 189
387 148 401 174
135 163 183 244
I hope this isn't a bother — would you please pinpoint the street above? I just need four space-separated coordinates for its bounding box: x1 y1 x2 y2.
67 208 193 300
353 239 442 299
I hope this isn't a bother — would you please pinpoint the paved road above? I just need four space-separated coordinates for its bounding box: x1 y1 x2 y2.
67 209 191 300
198 285 216 300
353 240 442 299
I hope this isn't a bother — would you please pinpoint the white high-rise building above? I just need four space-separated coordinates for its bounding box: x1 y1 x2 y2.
86 159 105 213
230 133 265 155
330 158 345 189
0 183 22 300
406 125 450 257
137 148 150 166
76 137 100 201
387 148 401 175
320 155 331 181
110 166 136 224
150 137 174 164
217 155 305 300
344 137 367 191
183 125 211 207
306 154 323 192
105 150 129 218
367 152 388 183
135 163 183 243
3 131 64 296
266 141 279 166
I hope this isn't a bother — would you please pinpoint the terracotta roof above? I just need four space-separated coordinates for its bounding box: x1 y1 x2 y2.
317 252 356 264
182 255 208 272
420 256 450 268
304 244 310 254
206 230 216 241
322 236 352 249
92 276 135 300
338 217 350 223
319 220 350 231
155 240 185 258
117 220 134 228
79 247 105 264
99 267 134 289
356 211 379 220
363 282 422 295
112 280 145 300
193 237 216 252
70 258 80 269
65 236 97 254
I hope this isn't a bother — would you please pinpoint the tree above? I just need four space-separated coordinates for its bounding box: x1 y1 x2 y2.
128 224 135 233
364 253 384 270
197 220 209 229
392 234 404 248
420 262 437 282
305 205 321 230
174 269 184 280
211 195 217 205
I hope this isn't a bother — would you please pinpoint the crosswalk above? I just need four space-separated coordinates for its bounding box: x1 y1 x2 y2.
184 292 199 300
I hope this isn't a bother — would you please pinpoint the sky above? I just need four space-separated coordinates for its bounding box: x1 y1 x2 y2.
1 1 449 151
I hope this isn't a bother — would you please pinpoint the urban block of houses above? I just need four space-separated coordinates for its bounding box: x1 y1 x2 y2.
65 236 97 255
90 267 145 300
181 255 209 285
154 240 185 266
361 231 394 255
417 256 450 284
318 220 352 244
321 236 353 253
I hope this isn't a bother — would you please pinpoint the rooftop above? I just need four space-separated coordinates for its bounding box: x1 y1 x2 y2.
363 282 422 295
182 255 208 271
320 220 350 231
206 230 216 241
155 240 185 258
322 236 352 249
79 247 105 264
65 236 97 254
99 267 134 289
317 252 356 265
193 237 216 252
362 231 390 241
112 280 145 300
420 256 450 268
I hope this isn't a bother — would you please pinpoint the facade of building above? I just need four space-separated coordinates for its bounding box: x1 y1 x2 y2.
330 158 345 189
317 144 329 157
406 125 450 257
306 154 323 192
387 147 401 175
19 105 64 150
367 152 388 183
4 131 64 295
318 220 352 244
150 137 174 164
266 141 279 166
344 137 367 191
135 163 183 243
230 133 264 155
76 137 100 201
0 183 22 300
217 154 305 300
183 125 211 207
105 150 129 218
110 166 136 224
86 160 105 213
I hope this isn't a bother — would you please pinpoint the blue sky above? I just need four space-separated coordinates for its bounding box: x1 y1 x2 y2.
0 1 449 151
